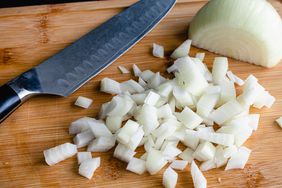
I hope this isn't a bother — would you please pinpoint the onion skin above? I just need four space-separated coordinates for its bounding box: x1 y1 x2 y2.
189 0 282 68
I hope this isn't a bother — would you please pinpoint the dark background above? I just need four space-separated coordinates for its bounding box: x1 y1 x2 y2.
0 0 104 8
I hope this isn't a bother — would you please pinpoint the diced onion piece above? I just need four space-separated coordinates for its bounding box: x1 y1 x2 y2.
204 85 221 95
193 141 216 161
118 65 130 74
182 130 200 150
157 81 174 98
227 71 244 86
79 157 100 179
146 149 168 175
114 143 136 163
157 104 173 119
200 160 216 172
171 40 192 59
106 116 123 133
74 96 93 109
176 107 203 129
210 100 244 125
212 57 228 85
253 91 275 109
140 70 155 82
88 119 112 137
127 127 144 150
131 93 146 105
223 145 238 158
225 147 251 170
196 53 205 62
87 136 115 152
77 152 92 164
218 79 236 106
99 102 111 119
107 95 134 117
175 57 208 96
168 97 176 113
276 117 282 128
196 94 219 118
73 129 95 148
133 64 142 77
138 77 147 88
117 120 139 145
126 157 146 175
153 43 165 58
173 86 194 108
163 167 178 188
147 72 165 89
43 143 77 166
140 152 148 160
121 80 145 94
189 0 282 68
167 64 178 73
179 148 194 162
136 104 159 135
191 160 207 188
187 130 234 147
214 146 228 168
100 78 121 95
170 160 188 170
144 91 160 106
69 117 93 135
162 145 182 161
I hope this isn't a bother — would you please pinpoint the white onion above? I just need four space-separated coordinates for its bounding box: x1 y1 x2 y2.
157 104 173 119
88 119 112 138
212 57 228 85
121 80 145 94
153 43 165 58
77 152 92 164
163 167 178 188
171 39 192 59
73 129 95 148
138 77 147 88
172 86 194 108
170 160 188 170
204 85 221 95
117 120 139 145
144 91 160 106
44 143 77 166
106 95 134 117
74 96 93 109
162 145 182 161
126 157 146 175
225 147 251 170
105 116 123 133
227 71 244 86
147 72 165 89
69 117 93 135
196 53 205 62
136 104 159 135
200 159 216 172
167 64 178 73
127 126 144 150
210 100 244 125
223 145 238 158
87 136 115 152
140 70 155 82
131 93 146 105
100 78 121 95
133 64 142 77
146 149 168 175
157 81 174 98
140 153 148 160
191 160 207 188
99 102 111 119
193 141 216 161
276 117 282 128
214 146 228 168
179 148 194 162
182 130 200 150
118 65 130 74
189 0 282 68
113 143 136 163
218 79 236 106
196 94 219 118
79 157 100 179
175 107 203 129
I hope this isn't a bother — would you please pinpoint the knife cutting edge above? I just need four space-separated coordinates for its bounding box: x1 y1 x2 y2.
0 0 177 123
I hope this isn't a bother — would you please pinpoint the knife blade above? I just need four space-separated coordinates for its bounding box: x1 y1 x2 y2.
0 0 176 123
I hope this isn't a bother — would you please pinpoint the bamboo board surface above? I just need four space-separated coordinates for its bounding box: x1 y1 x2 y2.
0 0 282 187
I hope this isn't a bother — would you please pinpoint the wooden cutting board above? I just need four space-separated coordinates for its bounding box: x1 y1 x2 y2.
0 0 282 187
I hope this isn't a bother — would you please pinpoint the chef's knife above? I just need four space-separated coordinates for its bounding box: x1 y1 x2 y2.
0 0 176 123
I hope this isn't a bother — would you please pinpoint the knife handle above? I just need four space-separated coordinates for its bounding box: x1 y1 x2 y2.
0 84 22 123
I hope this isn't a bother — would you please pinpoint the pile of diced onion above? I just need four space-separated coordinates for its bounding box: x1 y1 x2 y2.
43 40 276 188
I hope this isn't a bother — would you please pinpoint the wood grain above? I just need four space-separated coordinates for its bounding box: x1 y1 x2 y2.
0 0 282 187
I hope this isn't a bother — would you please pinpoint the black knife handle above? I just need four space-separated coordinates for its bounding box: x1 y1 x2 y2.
0 84 21 123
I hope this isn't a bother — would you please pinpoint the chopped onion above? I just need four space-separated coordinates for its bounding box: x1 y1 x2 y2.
44 143 77 166
179 148 194 162
182 130 200 150
157 104 173 119
79 157 100 179
74 96 93 109
210 100 244 125
227 71 244 86
153 43 165 58
99 102 111 119
214 146 228 168
147 72 165 89
196 94 219 118
175 107 203 129
223 145 238 158
212 57 228 85
87 136 115 152
106 116 123 133
225 147 251 170
189 0 282 68
138 77 147 88
218 79 236 106
170 160 188 170
196 53 205 62
204 85 221 95
117 120 139 145
100 78 121 95
157 81 174 98
118 65 130 74
144 91 160 106
127 126 144 150
200 159 216 172
113 143 136 163
173 86 194 108
136 104 159 135
133 64 142 77
73 129 95 148
146 149 168 175
69 117 93 135
106 95 134 117
140 152 148 160
167 64 178 73
163 167 178 188
126 157 146 175
140 70 155 82
171 39 192 59
193 141 216 161
89 119 112 138
162 145 182 161
276 117 282 128
77 152 92 164
121 80 145 94
191 160 207 188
